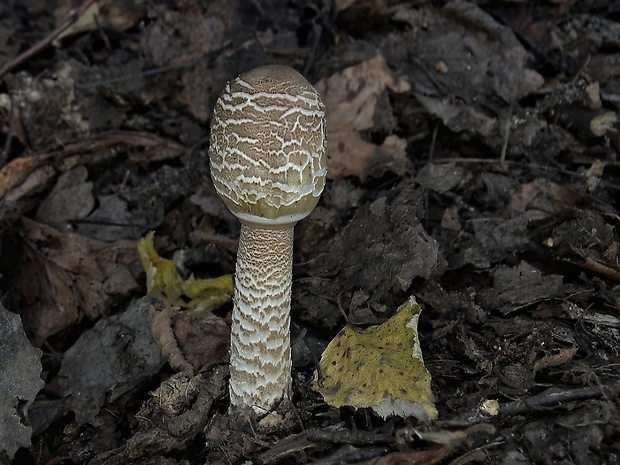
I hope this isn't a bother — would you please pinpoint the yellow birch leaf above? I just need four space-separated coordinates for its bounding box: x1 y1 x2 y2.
137 232 233 311
315 295 438 421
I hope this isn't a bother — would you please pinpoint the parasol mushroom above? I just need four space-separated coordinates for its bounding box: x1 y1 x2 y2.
208 64 327 414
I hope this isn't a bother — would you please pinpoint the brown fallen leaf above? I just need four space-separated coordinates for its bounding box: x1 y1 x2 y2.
12 218 140 342
315 56 411 181
53 0 146 44
0 130 185 203
150 305 230 374
35 166 95 226
0 155 49 201
150 306 193 373
364 447 449 465
534 347 578 372
508 178 591 213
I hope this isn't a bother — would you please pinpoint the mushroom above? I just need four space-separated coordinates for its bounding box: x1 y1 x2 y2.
208 65 327 414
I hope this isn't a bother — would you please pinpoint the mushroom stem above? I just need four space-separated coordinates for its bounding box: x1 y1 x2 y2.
229 223 293 412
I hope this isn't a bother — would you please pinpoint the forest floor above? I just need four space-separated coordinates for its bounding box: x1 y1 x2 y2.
0 1 619 464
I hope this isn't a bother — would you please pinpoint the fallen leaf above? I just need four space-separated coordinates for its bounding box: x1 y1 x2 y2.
387 2 544 152
4 165 56 203
415 162 464 193
137 231 233 311
0 130 185 203
35 165 94 226
54 0 146 44
534 346 578 372
296 187 442 329
0 303 44 460
0 155 52 201
315 295 438 421
315 56 411 181
56 297 164 426
150 305 230 374
12 218 140 342
479 261 568 315
508 178 591 213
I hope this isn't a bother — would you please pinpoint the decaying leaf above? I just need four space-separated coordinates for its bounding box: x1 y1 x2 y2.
56 297 164 426
137 231 233 311
118 367 227 461
479 261 569 315
315 56 411 181
150 305 229 374
35 165 95 226
0 129 186 204
296 186 442 329
150 306 193 373
12 218 140 342
0 155 54 202
315 296 438 421
0 303 44 460
53 0 146 44
387 1 545 153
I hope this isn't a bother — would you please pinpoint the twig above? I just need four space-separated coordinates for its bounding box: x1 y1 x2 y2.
499 101 514 169
311 445 391 465
444 380 620 426
0 0 98 79
579 256 620 282
499 381 620 416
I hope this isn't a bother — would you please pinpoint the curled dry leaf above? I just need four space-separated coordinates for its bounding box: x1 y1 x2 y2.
0 155 52 202
533 346 578 372
11 218 140 342
150 306 193 373
53 0 146 44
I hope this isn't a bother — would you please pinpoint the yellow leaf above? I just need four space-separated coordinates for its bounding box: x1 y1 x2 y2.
315 296 438 421
137 232 233 311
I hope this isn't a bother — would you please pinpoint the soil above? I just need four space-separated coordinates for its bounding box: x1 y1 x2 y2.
0 1 619 464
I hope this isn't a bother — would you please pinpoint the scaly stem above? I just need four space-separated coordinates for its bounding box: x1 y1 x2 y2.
229 223 294 413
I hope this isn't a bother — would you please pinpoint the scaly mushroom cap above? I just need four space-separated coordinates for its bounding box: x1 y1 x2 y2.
209 65 327 227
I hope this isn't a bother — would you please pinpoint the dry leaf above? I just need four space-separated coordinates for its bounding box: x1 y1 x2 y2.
388 2 545 152
315 56 411 181
55 297 164 426
534 346 578 372
35 166 95 226
12 218 140 342
150 305 229 374
0 156 51 201
315 296 437 421
151 306 193 373
0 303 44 460
508 178 590 212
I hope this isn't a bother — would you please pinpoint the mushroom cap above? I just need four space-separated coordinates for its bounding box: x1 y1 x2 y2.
209 65 327 227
